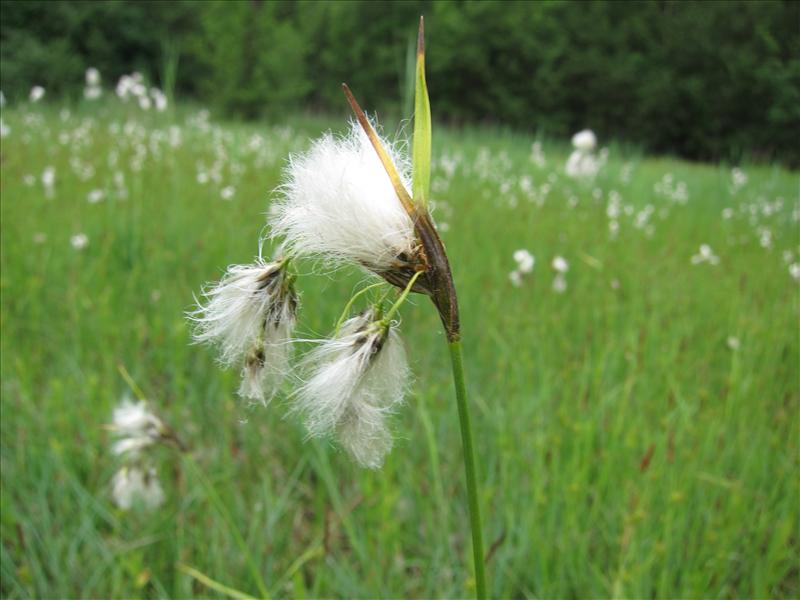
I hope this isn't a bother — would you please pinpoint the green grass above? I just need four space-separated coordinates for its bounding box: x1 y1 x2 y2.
1 100 798 599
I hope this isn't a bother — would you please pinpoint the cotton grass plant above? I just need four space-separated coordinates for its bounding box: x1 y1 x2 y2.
190 18 487 598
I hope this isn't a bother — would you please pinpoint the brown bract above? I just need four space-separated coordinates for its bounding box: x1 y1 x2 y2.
342 84 460 342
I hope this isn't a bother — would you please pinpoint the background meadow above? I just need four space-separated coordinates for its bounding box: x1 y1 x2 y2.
1 2 799 599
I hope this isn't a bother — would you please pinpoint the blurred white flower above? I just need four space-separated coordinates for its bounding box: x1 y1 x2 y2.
552 256 569 273
509 270 523 287
513 249 535 274
42 166 56 197
690 244 719 265
722 207 734 220
150 88 168 112
270 120 415 274
726 336 741 351
87 189 105 204
84 68 102 99
111 466 164 510
23 174 36 186
41 166 55 187
190 258 297 403
84 86 102 100
790 263 800 282
116 75 132 99
758 227 772 250
85 67 101 87
70 233 89 250
110 399 166 456
552 273 567 293
0 119 9 138
292 309 408 469
530 141 546 167
29 86 45 103
138 95 152 111
571 129 597 152
731 167 747 190
220 186 235 200
0 90 5 107
565 150 600 179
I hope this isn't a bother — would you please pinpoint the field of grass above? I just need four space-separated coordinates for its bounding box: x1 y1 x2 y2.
1 99 798 599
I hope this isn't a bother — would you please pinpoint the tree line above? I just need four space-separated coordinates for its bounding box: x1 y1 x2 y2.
2 0 798 164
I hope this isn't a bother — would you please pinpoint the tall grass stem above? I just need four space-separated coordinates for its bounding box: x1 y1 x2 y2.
448 339 486 599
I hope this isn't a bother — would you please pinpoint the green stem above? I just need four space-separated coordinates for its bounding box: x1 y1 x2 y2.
335 282 386 332
448 339 487 599
381 270 422 325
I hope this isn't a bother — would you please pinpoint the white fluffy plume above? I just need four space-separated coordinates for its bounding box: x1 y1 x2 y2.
571 129 597 152
189 258 297 402
110 399 165 457
270 121 416 273
111 466 164 510
292 309 408 469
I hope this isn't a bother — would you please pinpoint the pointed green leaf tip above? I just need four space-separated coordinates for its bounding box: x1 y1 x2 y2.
412 16 432 210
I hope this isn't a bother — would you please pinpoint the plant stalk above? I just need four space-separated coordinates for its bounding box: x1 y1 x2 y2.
448 339 486 599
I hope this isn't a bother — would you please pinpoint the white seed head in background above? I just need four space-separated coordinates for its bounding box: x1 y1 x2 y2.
85 67 101 87
789 263 800 282
190 258 298 403
110 398 166 457
270 121 416 274
29 86 45 103
552 256 569 273
111 466 164 510
690 244 720 266
552 273 568 294
292 309 408 469
513 249 535 274
70 233 89 250
571 129 597 152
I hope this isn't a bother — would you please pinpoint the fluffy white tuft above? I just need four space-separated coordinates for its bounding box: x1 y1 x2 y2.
110 399 164 457
565 149 602 179
270 121 416 272
237 314 295 404
292 310 408 469
189 259 297 402
571 129 597 152
111 466 164 510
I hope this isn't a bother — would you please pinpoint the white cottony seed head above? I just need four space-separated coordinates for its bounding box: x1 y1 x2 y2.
513 249 535 273
237 309 295 404
572 129 597 152
292 309 408 469
189 258 297 403
270 121 416 273
190 259 294 365
552 256 569 273
111 466 164 510
110 399 165 457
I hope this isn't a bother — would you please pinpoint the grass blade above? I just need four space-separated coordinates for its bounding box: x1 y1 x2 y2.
178 563 259 600
412 16 432 209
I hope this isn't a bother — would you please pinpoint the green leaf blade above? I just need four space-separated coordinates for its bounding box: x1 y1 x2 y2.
412 16 432 209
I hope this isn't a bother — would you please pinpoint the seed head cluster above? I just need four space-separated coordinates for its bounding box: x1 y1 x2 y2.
108 399 178 510
190 118 429 468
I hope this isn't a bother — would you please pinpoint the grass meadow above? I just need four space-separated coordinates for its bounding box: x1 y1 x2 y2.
1 99 798 599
